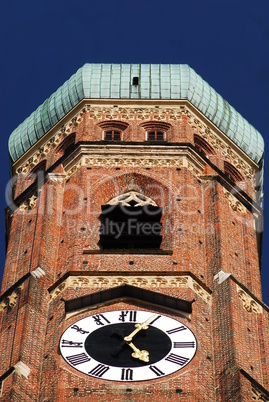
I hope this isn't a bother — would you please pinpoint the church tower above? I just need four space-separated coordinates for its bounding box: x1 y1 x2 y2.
0 64 268 401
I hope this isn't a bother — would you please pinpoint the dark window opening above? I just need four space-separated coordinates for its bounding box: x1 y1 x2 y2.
56 133 76 156
147 131 165 142
224 161 244 183
105 130 121 141
99 201 162 250
194 135 215 157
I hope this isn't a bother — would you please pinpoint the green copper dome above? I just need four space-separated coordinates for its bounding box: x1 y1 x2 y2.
9 63 264 165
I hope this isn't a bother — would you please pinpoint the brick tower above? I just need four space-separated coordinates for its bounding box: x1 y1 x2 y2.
0 64 268 401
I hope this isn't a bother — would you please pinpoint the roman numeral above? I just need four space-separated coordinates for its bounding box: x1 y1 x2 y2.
61 339 83 348
165 353 189 366
149 365 165 377
166 326 186 334
66 353 91 366
173 341 195 348
121 368 133 381
71 324 89 335
119 311 137 322
92 314 111 326
149 315 161 325
89 364 110 378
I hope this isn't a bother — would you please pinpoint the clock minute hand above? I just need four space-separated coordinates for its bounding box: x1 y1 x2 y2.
124 314 157 342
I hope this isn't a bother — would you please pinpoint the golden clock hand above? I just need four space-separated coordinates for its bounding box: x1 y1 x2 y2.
124 314 157 342
127 342 149 363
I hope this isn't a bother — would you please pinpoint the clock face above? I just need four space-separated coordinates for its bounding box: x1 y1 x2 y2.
59 310 197 382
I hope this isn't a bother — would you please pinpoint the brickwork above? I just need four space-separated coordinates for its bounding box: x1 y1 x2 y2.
0 101 268 401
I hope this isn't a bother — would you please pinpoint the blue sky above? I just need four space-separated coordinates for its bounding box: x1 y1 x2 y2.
1 0 269 304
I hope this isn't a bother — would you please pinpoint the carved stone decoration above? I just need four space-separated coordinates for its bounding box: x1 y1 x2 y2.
252 386 269 401
65 160 82 179
16 109 85 175
7 292 19 308
19 202 29 211
237 286 262 314
223 188 246 214
0 285 23 311
0 301 7 312
49 275 211 304
183 108 254 180
14 104 256 183
82 156 185 169
28 195 38 209
50 282 67 301
19 194 38 211
107 191 157 207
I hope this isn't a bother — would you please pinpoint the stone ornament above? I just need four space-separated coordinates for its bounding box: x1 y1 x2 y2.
0 286 23 312
49 275 211 304
15 104 255 183
223 188 246 214
64 152 201 180
252 386 269 401
237 286 262 314
107 191 157 207
19 195 38 211
184 109 254 180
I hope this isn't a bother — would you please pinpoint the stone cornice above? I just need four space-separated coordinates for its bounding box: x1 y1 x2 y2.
49 272 212 305
63 143 206 178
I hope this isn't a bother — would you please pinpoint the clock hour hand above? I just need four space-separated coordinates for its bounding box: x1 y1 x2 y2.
124 314 157 342
127 341 149 363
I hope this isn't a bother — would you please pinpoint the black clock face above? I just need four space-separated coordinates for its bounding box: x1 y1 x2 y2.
85 323 172 367
59 310 197 382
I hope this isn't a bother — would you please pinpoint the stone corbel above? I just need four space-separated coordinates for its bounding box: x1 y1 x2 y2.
223 188 246 214
236 286 262 314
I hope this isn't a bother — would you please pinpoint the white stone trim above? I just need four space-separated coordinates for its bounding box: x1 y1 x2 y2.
214 270 231 284
49 274 211 304
31 267 46 279
236 285 263 314
107 191 157 207
14 361 30 379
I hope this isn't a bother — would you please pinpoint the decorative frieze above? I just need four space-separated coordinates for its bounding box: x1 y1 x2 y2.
49 274 211 304
236 286 262 314
184 109 254 180
14 104 255 184
63 152 203 180
252 386 269 401
16 110 84 175
223 188 246 214
107 191 157 207
85 105 185 122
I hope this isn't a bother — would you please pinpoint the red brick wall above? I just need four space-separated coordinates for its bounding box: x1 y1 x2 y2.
0 109 267 401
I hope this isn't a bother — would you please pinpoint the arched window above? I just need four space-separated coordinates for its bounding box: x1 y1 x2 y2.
140 121 171 142
194 135 215 157
99 191 162 250
56 133 76 156
224 161 244 183
98 120 129 142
